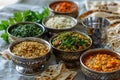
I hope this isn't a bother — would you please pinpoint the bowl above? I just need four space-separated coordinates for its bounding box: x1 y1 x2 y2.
8 37 51 75
80 48 120 80
42 15 77 33
7 22 45 42
50 31 92 68
48 0 79 18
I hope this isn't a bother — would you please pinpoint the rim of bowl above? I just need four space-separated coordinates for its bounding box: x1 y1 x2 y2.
8 37 51 60
81 17 110 28
42 15 77 31
80 48 120 74
7 22 45 39
48 0 79 14
50 31 92 53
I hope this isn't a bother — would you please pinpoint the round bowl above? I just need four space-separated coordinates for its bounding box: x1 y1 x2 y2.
50 31 92 68
8 37 51 75
7 22 45 42
80 48 120 80
48 0 79 18
42 15 77 33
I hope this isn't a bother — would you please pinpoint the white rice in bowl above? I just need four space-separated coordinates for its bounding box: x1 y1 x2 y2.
45 16 76 29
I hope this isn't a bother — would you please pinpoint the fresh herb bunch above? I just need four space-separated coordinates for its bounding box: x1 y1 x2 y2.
11 24 42 38
0 8 49 43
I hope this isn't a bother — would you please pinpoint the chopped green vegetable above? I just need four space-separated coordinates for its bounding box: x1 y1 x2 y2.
52 32 91 51
11 24 42 38
0 8 49 43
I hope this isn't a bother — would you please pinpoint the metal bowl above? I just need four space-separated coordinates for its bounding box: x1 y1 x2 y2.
42 15 77 33
80 48 120 80
50 31 92 68
8 37 51 75
48 0 79 18
7 22 45 42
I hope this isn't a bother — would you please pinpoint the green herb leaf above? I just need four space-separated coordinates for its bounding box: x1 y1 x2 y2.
1 20 9 30
14 11 23 22
9 18 15 25
1 32 9 43
0 24 6 30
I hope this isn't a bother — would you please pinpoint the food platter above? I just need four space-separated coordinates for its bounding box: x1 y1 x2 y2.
0 0 120 80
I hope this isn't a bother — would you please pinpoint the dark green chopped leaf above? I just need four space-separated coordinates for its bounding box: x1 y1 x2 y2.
11 24 42 38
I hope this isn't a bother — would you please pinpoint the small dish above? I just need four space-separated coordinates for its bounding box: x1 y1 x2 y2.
48 0 79 18
50 31 92 68
42 15 77 33
7 22 45 42
8 37 51 75
80 48 120 80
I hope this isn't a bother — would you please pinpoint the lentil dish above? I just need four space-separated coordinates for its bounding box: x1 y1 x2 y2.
52 32 91 51
84 53 120 72
11 41 49 58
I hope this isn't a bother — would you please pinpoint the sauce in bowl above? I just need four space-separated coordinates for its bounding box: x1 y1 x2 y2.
49 1 78 13
84 52 120 72
49 1 79 18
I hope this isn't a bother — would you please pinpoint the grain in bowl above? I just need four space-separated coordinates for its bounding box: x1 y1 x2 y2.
11 41 49 58
8 38 51 75
44 15 76 29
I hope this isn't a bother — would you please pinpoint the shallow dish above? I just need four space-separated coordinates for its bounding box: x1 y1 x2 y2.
8 37 51 75
42 15 77 33
48 0 79 18
7 22 45 42
80 48 120 80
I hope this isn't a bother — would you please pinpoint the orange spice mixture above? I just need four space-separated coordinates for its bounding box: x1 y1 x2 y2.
51 2 77 13
84 53 120 72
